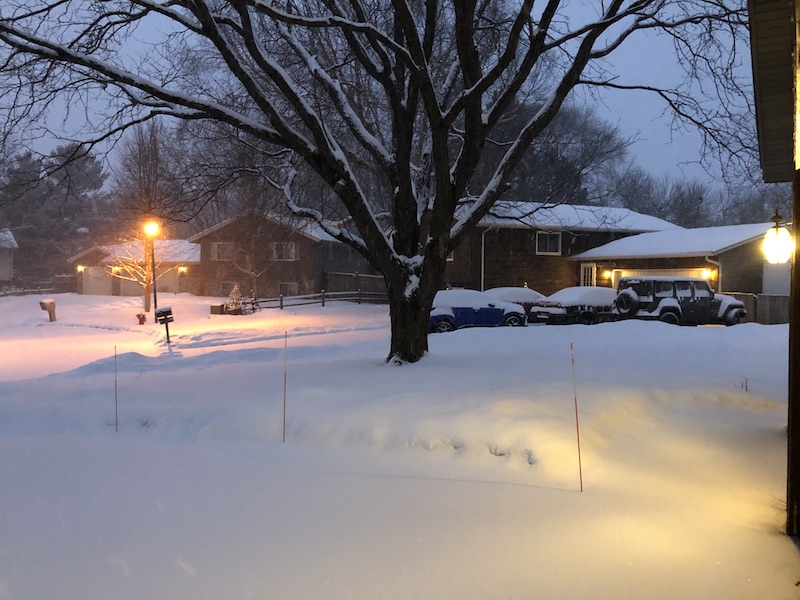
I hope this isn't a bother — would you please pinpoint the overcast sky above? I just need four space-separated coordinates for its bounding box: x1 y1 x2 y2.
585 23 752 189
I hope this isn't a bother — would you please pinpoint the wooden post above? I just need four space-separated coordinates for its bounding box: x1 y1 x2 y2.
570 342 584 492
786 169 800 535
114 345 119 433
283 331 288 443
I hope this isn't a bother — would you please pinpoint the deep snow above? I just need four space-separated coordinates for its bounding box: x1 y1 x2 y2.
0 292 797 599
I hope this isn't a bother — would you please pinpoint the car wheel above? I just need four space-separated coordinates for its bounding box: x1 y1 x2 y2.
615 291 639 317
503 314 524 327
431 318 455 333
577 312 596 325
659 311 680 325
725 312 741 326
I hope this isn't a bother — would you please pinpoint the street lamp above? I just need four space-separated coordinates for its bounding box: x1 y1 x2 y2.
144 220 160 311
763 209 794 265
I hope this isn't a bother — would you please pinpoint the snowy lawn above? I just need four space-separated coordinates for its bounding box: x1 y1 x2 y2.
0 292 797 599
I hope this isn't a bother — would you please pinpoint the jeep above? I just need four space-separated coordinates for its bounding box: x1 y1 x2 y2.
614 276 746 326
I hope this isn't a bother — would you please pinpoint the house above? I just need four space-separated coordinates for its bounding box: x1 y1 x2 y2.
187 213 379 298
444 202 679 295
568 222 788 294
0 229 18 286
68 240 200 296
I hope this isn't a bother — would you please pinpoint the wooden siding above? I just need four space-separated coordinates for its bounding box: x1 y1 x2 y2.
588 240 767 294
193 215 376 297
0 248 13 282
749 0 795 182
445 227 641 295
718 241 766 293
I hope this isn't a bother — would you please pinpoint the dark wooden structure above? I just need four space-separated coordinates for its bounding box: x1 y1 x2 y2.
188 213 377 298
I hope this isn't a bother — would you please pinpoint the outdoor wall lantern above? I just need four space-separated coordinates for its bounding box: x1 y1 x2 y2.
76 265 85 273
701 268 717 280
763 210 794 265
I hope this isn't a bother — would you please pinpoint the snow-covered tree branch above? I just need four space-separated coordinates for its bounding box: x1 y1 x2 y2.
0 0 751 362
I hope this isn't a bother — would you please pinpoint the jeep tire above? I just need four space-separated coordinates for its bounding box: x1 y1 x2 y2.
615 291 639 317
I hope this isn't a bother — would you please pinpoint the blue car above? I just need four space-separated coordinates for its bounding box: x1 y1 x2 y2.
428 289 528 333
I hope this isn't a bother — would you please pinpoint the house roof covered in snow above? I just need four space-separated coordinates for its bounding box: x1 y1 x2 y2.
0 229 18 249
472 202 680 233
569 222 778 260
68 240 200 265
188 212 340 244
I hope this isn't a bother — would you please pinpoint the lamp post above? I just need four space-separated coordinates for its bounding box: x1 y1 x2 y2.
144 220 160 311
763 209 794 265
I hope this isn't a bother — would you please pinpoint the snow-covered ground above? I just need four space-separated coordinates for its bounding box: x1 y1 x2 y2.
0 292 797 599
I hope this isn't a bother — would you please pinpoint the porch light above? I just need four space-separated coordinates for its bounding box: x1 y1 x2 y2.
76 265 85 273
178 266 187 274
701 268 716 280
763 210 794 265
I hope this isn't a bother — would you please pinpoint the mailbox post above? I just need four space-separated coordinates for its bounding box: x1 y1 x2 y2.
155 306 173 344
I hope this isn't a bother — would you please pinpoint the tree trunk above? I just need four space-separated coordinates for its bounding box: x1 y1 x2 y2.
384 253 447 363
386 285 433 363
143 281 152 313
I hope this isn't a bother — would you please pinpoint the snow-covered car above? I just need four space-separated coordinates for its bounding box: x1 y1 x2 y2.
614 276 746 325
482 287 545 322
530 286 617 325
428 289 528 333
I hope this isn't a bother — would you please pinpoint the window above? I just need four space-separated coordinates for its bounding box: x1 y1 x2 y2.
211 242 235 261
271 242 297 261
279 282 298 297
654 281 673 299
676 281 693 300
694 282 713 298
446 249 455 262
535 231 561 256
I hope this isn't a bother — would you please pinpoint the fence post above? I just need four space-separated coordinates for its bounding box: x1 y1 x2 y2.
280 294 284 310
358 288 362 304
322 289 326 307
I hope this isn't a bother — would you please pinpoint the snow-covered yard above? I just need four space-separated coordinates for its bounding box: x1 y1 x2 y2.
0 293 797 599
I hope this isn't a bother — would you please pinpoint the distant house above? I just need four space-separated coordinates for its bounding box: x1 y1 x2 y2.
568 222 787 295
68 240 200 296
187 213 379 298
444 202 679 295
0 229 18 286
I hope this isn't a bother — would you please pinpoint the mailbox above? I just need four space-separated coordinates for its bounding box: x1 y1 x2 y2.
155 307 174 325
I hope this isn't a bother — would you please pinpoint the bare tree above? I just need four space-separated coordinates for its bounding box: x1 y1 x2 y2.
111 120 191 226
721 182 791 225
105 232 184 312
0 1 750 362
607 166 725 227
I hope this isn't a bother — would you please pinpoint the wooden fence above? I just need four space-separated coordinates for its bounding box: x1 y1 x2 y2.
211 289 388 314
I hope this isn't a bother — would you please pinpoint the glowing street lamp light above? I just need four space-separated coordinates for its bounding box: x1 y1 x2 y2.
143 220 160 311
763 210 794 265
